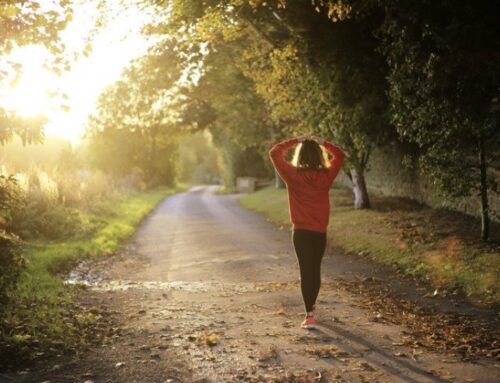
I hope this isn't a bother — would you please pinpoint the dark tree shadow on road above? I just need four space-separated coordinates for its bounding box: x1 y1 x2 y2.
314 323 452 383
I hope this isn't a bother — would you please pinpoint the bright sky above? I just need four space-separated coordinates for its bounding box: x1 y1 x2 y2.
0 0 157 144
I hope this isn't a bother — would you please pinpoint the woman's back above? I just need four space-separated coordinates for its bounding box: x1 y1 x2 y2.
284 169 333 233
269 138 345 233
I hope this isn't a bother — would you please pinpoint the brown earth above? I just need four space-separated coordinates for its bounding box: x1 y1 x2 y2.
2 186 498 383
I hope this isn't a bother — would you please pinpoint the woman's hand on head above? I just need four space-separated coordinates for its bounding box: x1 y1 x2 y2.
310 135 325 145
296 135 308 142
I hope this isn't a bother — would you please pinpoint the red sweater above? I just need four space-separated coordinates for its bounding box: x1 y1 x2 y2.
269 138 345 233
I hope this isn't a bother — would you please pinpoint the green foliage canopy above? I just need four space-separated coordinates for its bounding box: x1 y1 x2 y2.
378 0 500 239
158 0 391 202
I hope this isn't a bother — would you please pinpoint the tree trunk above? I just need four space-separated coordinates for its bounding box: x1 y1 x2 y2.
479 134 490 241
350 167 370 209
275 170 285 189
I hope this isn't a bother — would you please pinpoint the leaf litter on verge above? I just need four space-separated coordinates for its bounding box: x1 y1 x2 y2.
334 279 500 360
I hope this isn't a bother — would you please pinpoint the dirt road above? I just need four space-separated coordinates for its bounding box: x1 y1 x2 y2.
6 186 499 383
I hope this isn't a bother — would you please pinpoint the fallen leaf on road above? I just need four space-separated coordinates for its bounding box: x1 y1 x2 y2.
369 313 384 322
411 348 423 361
358 361 375 371
206 352 216 361
201 331 220 347
243 371 322 383
307 345 351 359
440 372 455 380
258 346 278 362
441 359 458 363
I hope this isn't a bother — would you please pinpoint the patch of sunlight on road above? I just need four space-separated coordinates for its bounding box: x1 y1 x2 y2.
166 254 280 270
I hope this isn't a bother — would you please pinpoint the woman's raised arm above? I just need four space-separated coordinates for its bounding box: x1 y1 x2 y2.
269 137 302 183
315 138 346 181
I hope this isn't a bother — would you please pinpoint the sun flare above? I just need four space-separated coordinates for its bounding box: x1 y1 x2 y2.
0 0 155 144
3 48 54 117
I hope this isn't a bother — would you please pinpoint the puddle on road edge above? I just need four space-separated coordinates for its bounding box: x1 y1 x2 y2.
65 262 298 292
65 278 298 293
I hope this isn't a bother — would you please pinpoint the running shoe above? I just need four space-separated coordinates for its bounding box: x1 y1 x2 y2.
301 313 316 329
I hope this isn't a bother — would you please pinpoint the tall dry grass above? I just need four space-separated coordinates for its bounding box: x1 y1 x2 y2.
0 165 144 240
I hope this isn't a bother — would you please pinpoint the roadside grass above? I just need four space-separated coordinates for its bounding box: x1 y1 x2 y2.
0 186 185 367
240 185 500 306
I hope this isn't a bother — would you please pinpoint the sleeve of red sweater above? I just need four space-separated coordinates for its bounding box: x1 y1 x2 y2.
323 141 346 181
269 138 299 183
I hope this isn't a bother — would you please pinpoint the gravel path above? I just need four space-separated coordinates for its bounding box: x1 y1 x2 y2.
6 186 499 383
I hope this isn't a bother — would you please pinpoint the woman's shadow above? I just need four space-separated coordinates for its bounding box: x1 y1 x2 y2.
312 321 453 383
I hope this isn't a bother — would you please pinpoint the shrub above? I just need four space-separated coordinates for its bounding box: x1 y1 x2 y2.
0 231 24 313
0 174 22 226
0 175 26 313
12 202 93 240
0 168 114 240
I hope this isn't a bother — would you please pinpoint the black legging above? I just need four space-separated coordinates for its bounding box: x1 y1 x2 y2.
292 229 327 313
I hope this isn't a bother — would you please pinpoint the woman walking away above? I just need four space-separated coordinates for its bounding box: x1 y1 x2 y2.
269 135 346 329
